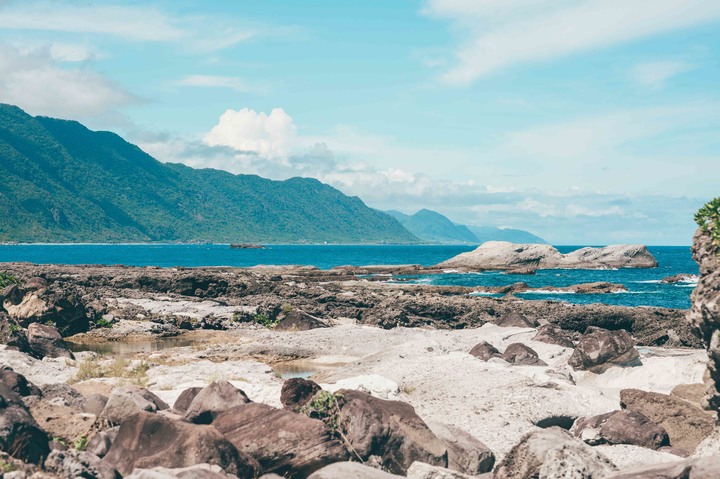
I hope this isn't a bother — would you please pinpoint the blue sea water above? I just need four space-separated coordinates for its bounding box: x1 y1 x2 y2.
0 244 697 309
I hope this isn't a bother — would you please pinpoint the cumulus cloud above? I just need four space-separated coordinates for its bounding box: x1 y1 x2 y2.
631 61 695 88
0 43 137 119
422 0 720 85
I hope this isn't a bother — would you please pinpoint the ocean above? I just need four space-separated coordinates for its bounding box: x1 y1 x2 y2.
0 244 697 309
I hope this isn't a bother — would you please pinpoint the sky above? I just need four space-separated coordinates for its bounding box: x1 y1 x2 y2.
0 0 718 245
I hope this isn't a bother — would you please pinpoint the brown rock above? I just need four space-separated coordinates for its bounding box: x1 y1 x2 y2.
0 311 33 355
468 341 501 361
104 412 258 477
671 383 707 408
501 343 547 366
427 421 495 475
27 323 73 359
308 462 403 478
568 327 640 372
213 402 349 478
532 324 574 348
29 399 97 444
620 388 716 453
495 312 535 328
173 387 203 414
602 455 720 478
280 378 322 412
183 381 251 424
335 389 448 475
44 449 119 479
101 385 169 425
0 366 42 396
275 310 329 331
0 383 50 464
573 410 669 449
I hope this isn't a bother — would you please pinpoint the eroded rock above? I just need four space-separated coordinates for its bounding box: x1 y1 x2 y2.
501 343 547 366
183 381 251 424
468 341 501 361
280 378 322 413
101 386 169 425
568 327 640 373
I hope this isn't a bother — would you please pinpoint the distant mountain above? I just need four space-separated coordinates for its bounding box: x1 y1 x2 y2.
386 208 547 244
467 226 547 244
0 104 417 244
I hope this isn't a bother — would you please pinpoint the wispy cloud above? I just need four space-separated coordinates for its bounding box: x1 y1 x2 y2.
631 61 695 88
422 0 720 85
175 75 256 93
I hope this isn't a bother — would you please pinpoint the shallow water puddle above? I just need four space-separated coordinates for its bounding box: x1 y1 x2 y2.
65 336 202 355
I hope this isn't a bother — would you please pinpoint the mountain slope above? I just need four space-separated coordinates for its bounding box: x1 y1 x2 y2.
0 104 417 244
386 209 478 244
467 226 547 244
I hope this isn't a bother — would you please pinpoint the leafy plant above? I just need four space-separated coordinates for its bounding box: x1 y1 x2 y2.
301 391 344 432
95 317 113 328
695 197 720 251
74 436 88 451
8 324 22 334
253 313 279 329
0 272 19 289
0 459 14 473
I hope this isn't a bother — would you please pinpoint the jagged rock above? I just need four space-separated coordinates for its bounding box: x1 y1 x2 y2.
275 310 329 331
662 273 698 284
172 387 203 414
27 323 73 359
532 324 574 348
86 426 119 458
183 381 251 424
335 389 448 475
0 384 50 464
572 410 669 449
280 378 322 412
426 421 495 475
436 242 657 270
0 312 32 355
495 312 535 328
469 341 501 361
38 383 85 408
104 412 258 477
501 343 547 366
3 284 89 336
493 427 617 479
602 455 720 478
29 397 97 444
620 388 716 453
44 449 119 479
568 327 640 372
213 402 349 478
0 366 42 396
81 394 109 416
307 462 403 478
101 386 169 425
688 228 720 412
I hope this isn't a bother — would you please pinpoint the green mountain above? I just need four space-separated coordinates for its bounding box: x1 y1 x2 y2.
0 104 417 244
467 225 547 244
387 209 547 244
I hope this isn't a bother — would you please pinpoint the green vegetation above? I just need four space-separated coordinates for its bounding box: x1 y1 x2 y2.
73 355 150 386
74 436 88 451
695 197 720 251
8 324 21 334
0 459 14 473
0 104 417 244
0 272 19 289
95 317 113 328
253 313 279 329
301 391 344 432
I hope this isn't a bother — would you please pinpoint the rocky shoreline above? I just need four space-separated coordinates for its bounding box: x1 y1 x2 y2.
0 233 718 478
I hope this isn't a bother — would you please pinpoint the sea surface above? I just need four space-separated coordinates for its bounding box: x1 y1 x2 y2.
0 244 698 309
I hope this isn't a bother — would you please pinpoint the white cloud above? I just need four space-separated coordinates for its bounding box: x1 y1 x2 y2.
631 61 695 88
48 43 98 62
423 0 720 85
175 75 254 93
0 43 137 119
203 107 297 158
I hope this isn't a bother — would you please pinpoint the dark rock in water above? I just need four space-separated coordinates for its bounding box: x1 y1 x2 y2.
602 455 720 478
620 388 716 453
661 273 697 284
0 366 42 396
173 387 203 414
101 386 169 425
27 323 74 359
0 383 51 464
213 402 349 478
573 410 669 449
184 380 251 424
281 378 322 412
45 449 120 479
469 341 502 361
532 324 574 348
427 421 495 475
494 283 531 295
104 412 258 477
493 427 617 479
495 312 535 328
501 343 547 366
335 389 448 475
275 310 329 331
86 426 119 458
568 327 640 373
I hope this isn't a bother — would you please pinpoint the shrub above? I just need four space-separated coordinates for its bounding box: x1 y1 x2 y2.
0 272 19 289
253 313 279 329
74 436 88 451
695 197 720 251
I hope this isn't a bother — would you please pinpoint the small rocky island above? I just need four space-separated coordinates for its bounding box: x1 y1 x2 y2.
436 242 658 272
0 232 717 478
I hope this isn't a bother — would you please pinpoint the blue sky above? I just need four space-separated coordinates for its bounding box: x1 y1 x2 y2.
0 0 718 244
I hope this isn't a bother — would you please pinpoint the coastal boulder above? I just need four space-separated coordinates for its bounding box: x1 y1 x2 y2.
620 388 716 453
572 410 669 449
501 343 547 366
183 381 251 424
0 366 42 396
173 387 203 414
44 449 120 479
27 323 73 359
468 341 501 361
29 396 98 444
3 284 90 336
602 455 720 479
103 412 258 477
101 386 169 425
275 310 329 331
308 462 404 478
335 389 448 475
532 324 574 348
426 421 495 475
86 426 119 458
493 427 617 479
213 402 349 478
495 312 535 328
568 327 640 372
0 384 50 464
281 378 322 412
0 311 32 355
